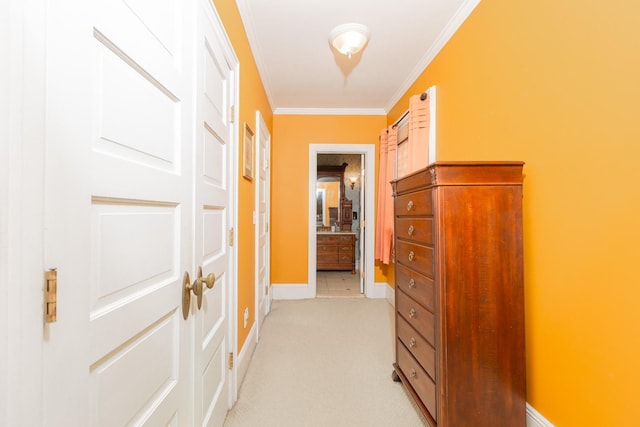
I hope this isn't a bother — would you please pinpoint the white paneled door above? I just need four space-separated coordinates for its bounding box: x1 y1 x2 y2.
194 1 236 425
255 111 271 336
42 0 236 425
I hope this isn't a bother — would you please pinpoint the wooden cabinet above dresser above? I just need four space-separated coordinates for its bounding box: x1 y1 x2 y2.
391 162 526 427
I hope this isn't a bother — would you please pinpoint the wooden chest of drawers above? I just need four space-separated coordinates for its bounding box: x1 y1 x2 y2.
316 233 355 273
392 162 526 427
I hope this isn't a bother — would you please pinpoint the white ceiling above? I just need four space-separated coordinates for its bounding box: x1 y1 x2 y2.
235 0 480 114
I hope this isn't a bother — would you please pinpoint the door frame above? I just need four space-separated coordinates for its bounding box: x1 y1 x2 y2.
308 144 379 298
1 0 46 424
254 110 271 340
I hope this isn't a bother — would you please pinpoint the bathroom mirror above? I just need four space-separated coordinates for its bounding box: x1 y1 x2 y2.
316 163 347 230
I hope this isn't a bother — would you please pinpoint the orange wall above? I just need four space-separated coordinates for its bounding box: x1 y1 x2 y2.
271 115 387 284
388 0 640 424
213 0 273 352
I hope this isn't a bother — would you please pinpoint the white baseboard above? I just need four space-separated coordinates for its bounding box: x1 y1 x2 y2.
236 322 257 391
271 283 314 300
366 281 388 299
526 403 554 427
382 282 394 307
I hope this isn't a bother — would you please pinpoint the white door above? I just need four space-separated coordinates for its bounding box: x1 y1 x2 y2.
42 0 207 424
193 1 237 425
255 111 271 334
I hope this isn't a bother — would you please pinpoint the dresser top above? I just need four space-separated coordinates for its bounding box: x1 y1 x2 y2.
317 231 356 235
392 161 524 195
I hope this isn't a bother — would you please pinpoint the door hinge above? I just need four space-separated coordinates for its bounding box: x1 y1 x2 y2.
44 268 57 323
361 270 365 279
229 105 235 123
265 285 269 295
266 222 269 233
228 227 234 246
228 352 234 369
361 219 366 228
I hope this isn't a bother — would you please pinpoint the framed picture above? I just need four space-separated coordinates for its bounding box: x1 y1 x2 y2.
243 123 254 180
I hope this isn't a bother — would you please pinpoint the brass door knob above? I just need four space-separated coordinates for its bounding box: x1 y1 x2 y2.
202 273 215 289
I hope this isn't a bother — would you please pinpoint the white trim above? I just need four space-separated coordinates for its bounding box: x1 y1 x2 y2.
271 283 315 300
205 0 241 408
309 144 376 299
367 282 388 300
234 0 275 112
382 283 395 308
384 0 481 113
254 110 271 343
428 86 437 163
2 0 45 424
236 322 257 391
274 107 386 116
526 404 555 427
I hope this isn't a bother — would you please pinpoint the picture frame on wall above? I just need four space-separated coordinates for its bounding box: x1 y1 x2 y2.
243 123 254 180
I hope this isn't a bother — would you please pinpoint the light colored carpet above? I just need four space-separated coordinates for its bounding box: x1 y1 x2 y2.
224 298 426 427
316 271 363 297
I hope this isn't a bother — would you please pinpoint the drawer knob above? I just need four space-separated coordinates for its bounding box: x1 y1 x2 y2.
408 278 416 288
408 225 415 236
407 200 414 211
410 337 416 348
410 369 417 378
408 251 415 262
409 308 416 318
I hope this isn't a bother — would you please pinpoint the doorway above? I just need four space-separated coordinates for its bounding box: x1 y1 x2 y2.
315 154 363 297
308 144 378 298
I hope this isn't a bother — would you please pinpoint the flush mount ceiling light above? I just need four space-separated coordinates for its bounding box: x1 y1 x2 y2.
329 23 370 59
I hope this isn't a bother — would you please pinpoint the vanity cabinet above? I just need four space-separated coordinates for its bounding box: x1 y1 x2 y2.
316 233 355 274
391 162 526 427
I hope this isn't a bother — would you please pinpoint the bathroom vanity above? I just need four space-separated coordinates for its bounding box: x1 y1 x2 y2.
316 232 356 274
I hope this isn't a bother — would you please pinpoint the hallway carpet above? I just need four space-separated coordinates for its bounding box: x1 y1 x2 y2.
224 298 426 426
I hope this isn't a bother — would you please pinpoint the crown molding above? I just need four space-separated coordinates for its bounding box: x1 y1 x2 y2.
384 0 481 113
274 107 386 116
235 0 275 112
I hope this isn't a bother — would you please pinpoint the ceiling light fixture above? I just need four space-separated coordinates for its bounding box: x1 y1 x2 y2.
329 23 370 59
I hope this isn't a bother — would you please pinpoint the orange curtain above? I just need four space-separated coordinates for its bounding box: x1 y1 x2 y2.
375 129 388 261
375 126 397 264
382 127 398 264
407 93 430 174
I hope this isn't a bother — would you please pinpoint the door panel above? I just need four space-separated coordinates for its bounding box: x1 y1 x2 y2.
256 112 271 330
194 0 234 425
44 0 194 425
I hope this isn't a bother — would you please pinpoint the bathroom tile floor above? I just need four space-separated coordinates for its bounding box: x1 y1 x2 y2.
316 270 363 297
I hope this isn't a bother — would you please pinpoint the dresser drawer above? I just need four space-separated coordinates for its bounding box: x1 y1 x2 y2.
317 235 339 244
396 241 434 277
397 289 434 345
338 253 352 264
395 189 432 216
396 217 433 245
338 234 354 244
397 315 435 380
397 342 437 421
396 264 434 313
